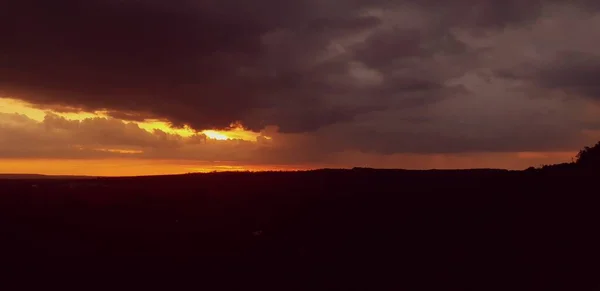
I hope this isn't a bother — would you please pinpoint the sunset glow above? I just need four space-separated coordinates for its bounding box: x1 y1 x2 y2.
0 96 583 176
202 130 230 140
2 0 600 177
2 3 600 283
0 96 285 176
0 97 265 142
0 158 315 176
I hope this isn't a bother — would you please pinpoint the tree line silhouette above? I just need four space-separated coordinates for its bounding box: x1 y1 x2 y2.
527 140 600 172
575 141 600 169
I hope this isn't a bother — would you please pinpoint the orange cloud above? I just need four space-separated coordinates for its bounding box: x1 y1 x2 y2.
0 97 588 176
0 97 266 142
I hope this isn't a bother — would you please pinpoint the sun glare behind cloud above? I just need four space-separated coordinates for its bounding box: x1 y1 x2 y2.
0 97 285 176
202 130 230 140
0 97 265 142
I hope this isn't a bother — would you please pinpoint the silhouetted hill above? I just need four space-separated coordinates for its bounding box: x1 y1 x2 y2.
2 166 599 290
2 141 600 290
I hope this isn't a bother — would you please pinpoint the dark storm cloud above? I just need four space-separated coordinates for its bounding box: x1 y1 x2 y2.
338 125 586 155
2 0 600 157
0 0 536 133
408 0 545 30
353 30 427 67
493 50 600 101
535 51 600 99
0 0 389 133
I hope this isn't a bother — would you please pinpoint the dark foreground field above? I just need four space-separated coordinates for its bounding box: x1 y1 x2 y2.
1 168 599 290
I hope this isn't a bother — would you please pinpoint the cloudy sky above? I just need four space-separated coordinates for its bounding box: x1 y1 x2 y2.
1 0 599 175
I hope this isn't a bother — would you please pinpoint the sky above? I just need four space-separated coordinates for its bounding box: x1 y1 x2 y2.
1 0 600 175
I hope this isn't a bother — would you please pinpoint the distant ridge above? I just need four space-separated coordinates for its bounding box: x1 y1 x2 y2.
0 174 94 180
350 167 509 172
0 168 514 179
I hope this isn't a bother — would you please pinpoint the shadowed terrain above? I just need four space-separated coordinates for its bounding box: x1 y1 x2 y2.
1 165 599 290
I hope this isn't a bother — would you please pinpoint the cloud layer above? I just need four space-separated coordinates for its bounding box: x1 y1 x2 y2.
2 0 600 164
0 111 581 172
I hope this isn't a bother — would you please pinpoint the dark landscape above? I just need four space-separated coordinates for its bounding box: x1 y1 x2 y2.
4 0 600 290
1 143 600 290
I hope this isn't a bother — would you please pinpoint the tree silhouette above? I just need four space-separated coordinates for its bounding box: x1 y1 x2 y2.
575 141 600 169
